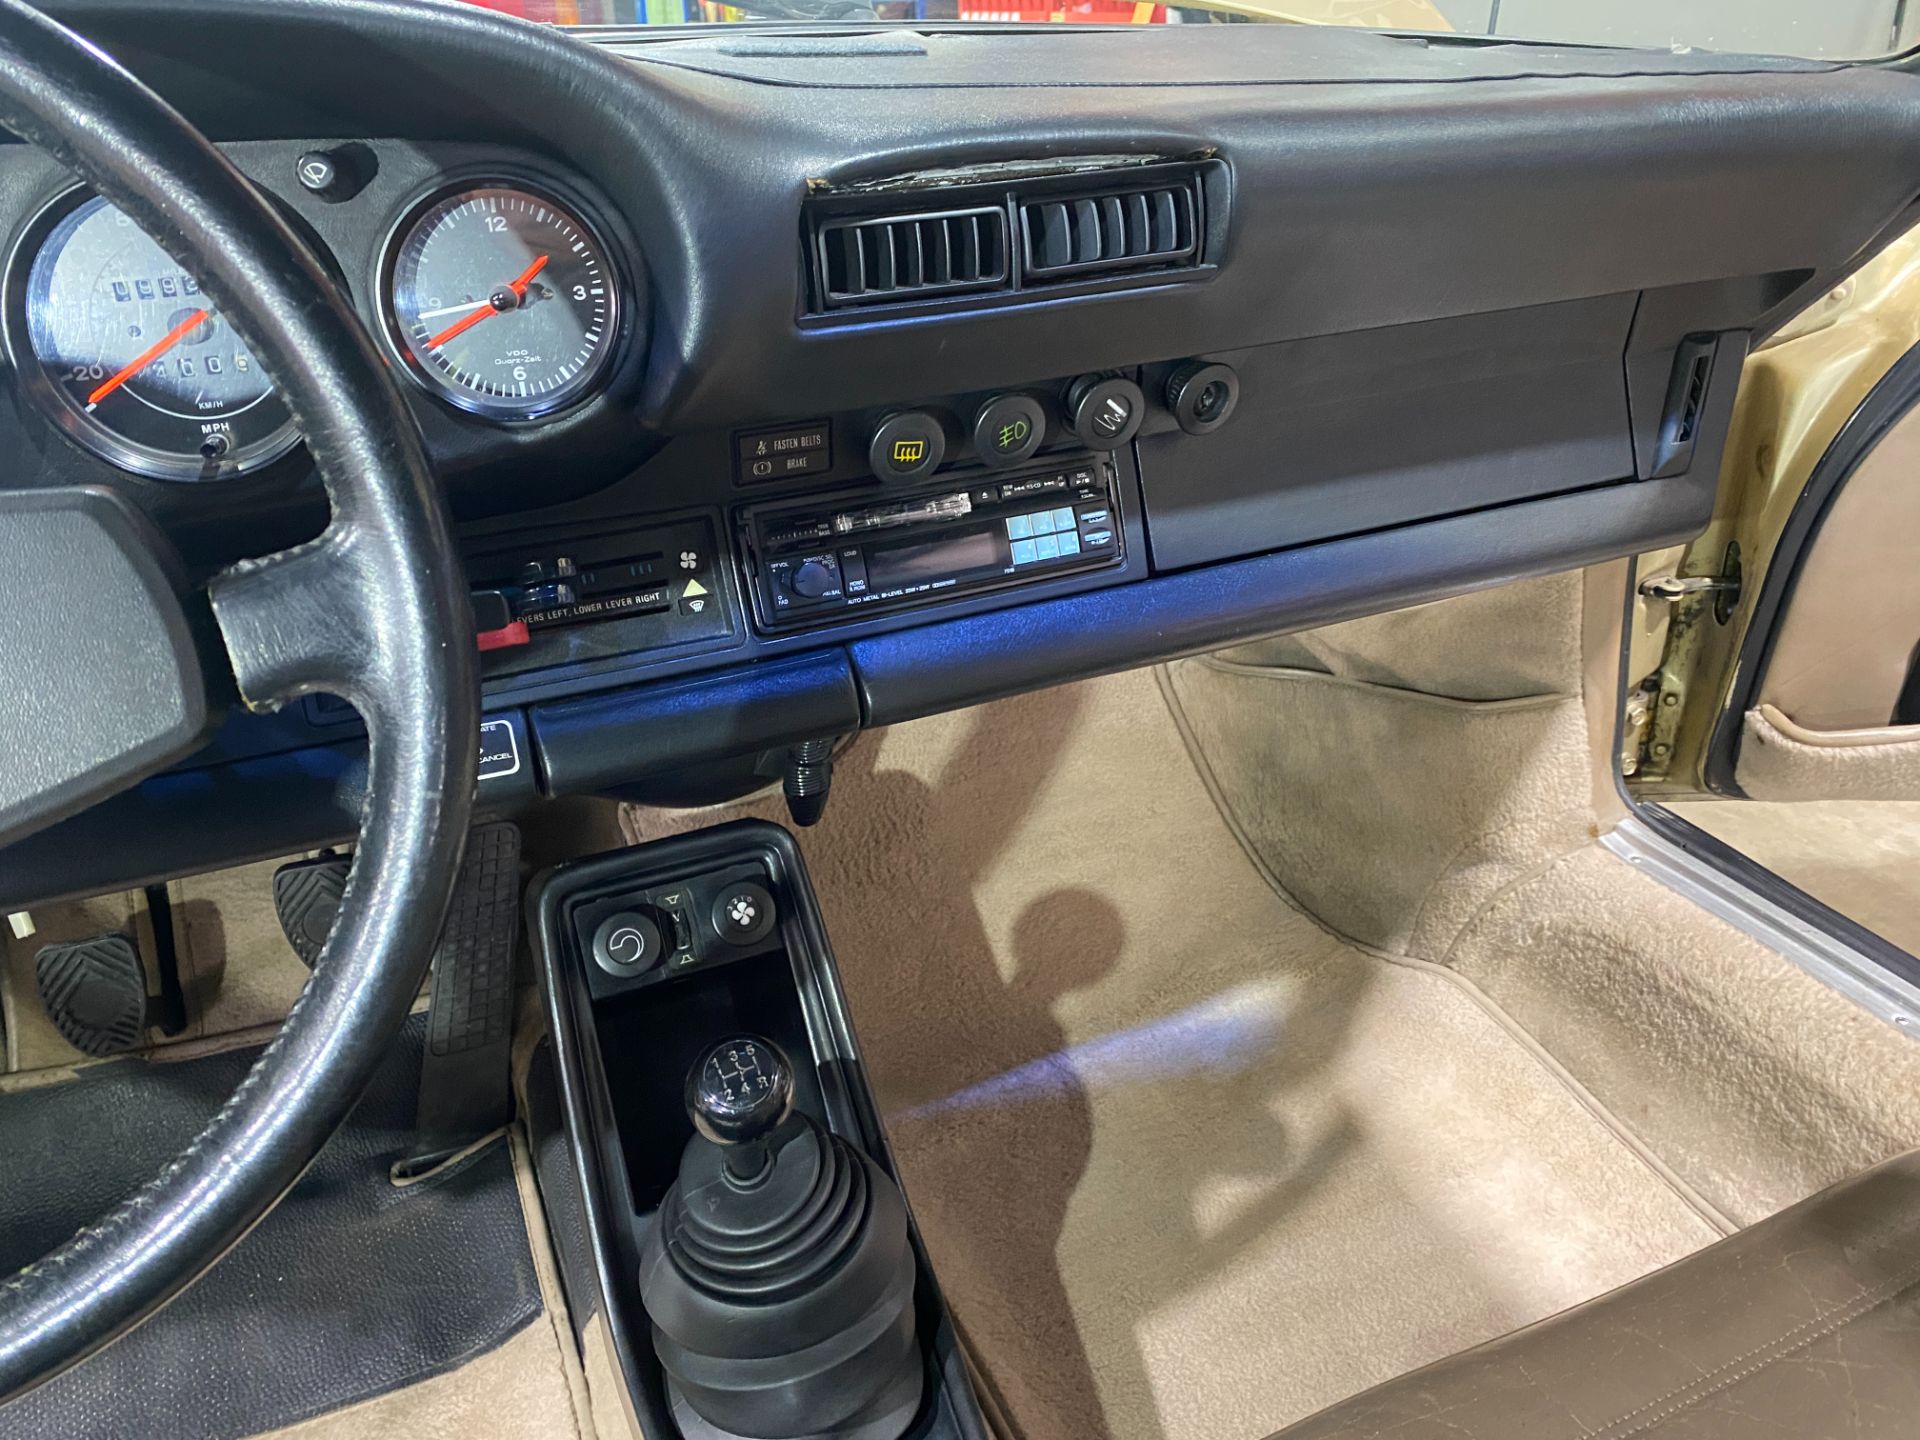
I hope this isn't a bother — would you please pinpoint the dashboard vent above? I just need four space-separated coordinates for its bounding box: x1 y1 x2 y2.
815 207 1010 308
1020 181 1199 282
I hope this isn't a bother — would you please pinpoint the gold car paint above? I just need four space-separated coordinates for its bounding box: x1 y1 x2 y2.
1629 224 1920 795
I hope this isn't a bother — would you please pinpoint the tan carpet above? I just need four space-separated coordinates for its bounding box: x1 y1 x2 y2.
1441 840 1920 1226
624 668 1722 1440
1161 573 1920 1232
1665 798 1920 958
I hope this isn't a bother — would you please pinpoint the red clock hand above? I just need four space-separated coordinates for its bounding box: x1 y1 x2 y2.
421 254 549 351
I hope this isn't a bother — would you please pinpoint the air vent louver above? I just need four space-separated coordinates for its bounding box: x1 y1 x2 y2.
816 207 1010 308
1020 182 1198 281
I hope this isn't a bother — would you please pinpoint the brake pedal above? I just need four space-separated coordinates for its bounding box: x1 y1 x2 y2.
35 934 148 1057
399 821 522 1175
273 853 352 968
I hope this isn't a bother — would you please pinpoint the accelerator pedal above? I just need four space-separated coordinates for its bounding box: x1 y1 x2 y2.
273 853 352 969
397 821 522 1177
35 933 148 1057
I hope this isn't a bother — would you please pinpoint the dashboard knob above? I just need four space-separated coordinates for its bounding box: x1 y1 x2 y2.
868 411 945 482
591 909 665 977
710 880 777 948
1165 360 1240 435
1066 375 1145 451
788 560 834 600
293 145 372 204
973 394 1046 467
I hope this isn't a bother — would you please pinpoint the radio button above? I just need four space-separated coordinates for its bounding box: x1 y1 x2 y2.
1082 529 1115 549
839 548 868 595
1049 506 1075 532
1010 539 1038 566
1058 532 1081 556
1035 534 1061 560
1007 514 1033 540
1079 508 1110 525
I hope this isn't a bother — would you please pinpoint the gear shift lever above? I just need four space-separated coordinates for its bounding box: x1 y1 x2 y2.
640 1033 924 1440
687 1036 795 1184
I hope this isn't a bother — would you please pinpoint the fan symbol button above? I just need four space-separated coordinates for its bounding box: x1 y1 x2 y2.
679 550 700 571
710 881 775 947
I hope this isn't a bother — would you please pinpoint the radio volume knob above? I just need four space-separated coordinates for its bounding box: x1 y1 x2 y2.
789 560 834 599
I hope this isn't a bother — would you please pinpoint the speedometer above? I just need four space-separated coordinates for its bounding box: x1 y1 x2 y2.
384 182 618 421
9 192 298 481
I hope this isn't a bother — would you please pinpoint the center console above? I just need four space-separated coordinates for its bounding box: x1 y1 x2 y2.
525 822 990 1440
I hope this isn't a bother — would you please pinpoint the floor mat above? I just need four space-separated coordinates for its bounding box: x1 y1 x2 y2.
624 669 1723 1440
1665 799 1920 958
0 1016 545 1440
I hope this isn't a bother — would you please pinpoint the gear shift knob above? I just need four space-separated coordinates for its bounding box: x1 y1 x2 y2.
687 1036 795 1173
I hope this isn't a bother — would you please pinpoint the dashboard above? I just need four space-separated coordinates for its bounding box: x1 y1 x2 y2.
5 0 1920 904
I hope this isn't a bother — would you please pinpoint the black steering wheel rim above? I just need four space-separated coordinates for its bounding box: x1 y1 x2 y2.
0 0 477 1402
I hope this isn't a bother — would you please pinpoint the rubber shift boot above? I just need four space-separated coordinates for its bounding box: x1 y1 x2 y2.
640 1114 924 1440
34 934 147 1056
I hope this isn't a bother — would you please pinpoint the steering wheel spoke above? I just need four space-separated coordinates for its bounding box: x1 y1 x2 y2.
211 525 410 718
0 488 212 844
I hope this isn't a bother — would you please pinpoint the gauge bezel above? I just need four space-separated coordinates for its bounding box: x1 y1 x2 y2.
377 173 625 425
1 185 302 483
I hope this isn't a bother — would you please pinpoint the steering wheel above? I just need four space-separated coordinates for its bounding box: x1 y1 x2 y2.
0 0 477 1402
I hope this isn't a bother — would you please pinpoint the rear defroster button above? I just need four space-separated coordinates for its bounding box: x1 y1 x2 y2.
711 882 777 948
869 411 945 482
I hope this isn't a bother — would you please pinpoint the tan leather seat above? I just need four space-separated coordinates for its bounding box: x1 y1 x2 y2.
1276 1149 1920 1439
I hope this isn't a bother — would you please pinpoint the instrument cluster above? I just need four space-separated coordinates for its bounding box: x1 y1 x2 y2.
1 167 629 483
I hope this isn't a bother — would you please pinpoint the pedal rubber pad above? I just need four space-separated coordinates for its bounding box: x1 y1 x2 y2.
35 934 148 1057
273 855 352 969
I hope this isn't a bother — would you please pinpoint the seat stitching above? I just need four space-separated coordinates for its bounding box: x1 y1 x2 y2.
1583 1254 1920 1439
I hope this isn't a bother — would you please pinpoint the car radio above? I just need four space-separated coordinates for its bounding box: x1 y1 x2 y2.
739 455 1123 632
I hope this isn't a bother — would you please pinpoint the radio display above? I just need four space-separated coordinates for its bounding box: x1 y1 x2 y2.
867 528 1006 590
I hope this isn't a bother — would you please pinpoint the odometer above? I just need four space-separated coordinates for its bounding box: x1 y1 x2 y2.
11 192 297 481
385 183 617 421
